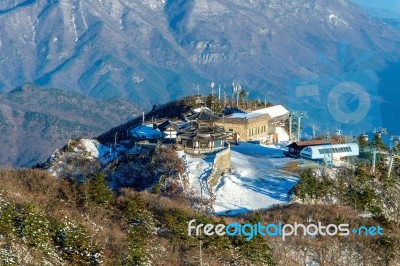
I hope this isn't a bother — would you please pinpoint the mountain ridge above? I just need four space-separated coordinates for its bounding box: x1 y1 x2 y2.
0 83 140 167
0 1 398 98
0 0 398 136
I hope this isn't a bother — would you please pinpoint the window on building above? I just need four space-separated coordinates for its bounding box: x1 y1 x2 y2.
318 146 353 155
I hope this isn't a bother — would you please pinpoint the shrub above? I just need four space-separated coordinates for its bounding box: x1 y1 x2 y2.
0 244 17 266
0 199 16 238
87 173 113 206
52 218 103 265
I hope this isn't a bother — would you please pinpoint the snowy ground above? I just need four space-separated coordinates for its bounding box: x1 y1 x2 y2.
180 143 299 216
213 143 299 215
178 151 214 199
276 126 289 142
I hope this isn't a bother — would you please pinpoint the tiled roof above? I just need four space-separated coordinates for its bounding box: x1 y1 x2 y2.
186 108 220 121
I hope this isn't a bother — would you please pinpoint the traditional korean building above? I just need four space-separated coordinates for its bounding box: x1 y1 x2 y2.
179 122 226 151
177 107 227 152
157 120 180 139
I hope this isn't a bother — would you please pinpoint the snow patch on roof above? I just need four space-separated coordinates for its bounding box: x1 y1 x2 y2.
193 107 212 113
130 124 162 139
229 104 289 119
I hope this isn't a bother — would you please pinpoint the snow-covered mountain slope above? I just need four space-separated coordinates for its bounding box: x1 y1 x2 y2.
0 0 399 123
0 0 400 133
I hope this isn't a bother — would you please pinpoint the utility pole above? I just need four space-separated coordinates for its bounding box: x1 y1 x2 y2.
231 81 235 105
218 85 221 100
290 111 307 141
297 112 307 141
372 146 377 175
390 135 400 150
223 90 227 109
336 124 342 136
289 111 307 141
311 123 317 139
388 135 400 177
371 128 387 175
326 130 331 140
210 81 215 111
373 127 388 139
373 127 388 147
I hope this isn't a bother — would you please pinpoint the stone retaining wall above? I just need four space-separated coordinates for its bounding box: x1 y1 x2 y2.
207 147 231 190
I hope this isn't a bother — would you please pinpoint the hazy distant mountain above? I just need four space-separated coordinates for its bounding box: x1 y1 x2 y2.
0 0 399 133
350 0 400 19
350 0 400 28
0 83 140 167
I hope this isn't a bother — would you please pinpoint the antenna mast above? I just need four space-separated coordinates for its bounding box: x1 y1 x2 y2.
193 84 202 107
232 83 242 108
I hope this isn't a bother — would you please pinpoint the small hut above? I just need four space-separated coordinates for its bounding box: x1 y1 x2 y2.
157 120 180 139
